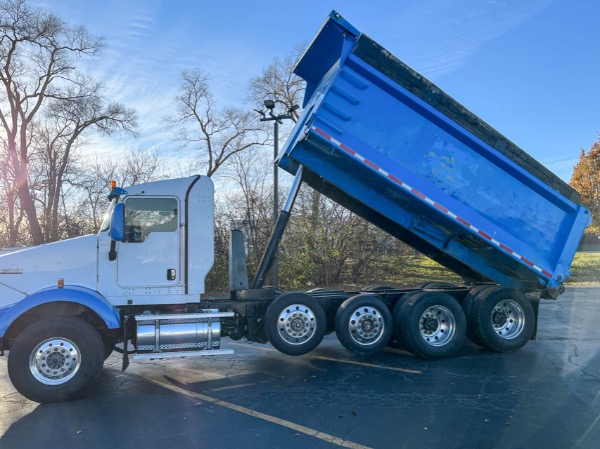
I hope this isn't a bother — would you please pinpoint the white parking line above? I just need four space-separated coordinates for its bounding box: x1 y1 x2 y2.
147 376 373 449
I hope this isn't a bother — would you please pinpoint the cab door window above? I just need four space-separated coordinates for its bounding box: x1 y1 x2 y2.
124 197 178 243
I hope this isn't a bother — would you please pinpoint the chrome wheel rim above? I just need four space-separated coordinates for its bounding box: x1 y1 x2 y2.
277 304 318 345
348 306 385 346
492 300 525 339
419 305 455 347
29 338 81 385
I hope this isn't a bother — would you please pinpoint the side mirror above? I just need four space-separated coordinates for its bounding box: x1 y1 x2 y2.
109 203 126 242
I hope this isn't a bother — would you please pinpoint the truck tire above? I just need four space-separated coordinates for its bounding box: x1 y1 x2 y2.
264 293 326 356
398 291 466 359
8 316 104 403
362 285 395 292
335 295 393 356
462 285 499 346
103 339 119 361
390 291 422 350
104 344 113 360
419 282 458 290
471 288 535 352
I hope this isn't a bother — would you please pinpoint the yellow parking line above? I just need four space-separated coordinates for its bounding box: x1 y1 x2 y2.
308 354 421 374
147 376 373 449
230 342 422 374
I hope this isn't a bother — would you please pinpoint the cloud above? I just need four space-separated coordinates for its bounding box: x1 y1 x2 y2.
382 0 554 77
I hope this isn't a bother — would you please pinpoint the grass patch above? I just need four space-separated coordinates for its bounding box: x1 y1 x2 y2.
566 252 600 285
379 252 600 287
387 256 463 287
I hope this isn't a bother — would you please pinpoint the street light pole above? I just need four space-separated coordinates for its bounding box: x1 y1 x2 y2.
256 100 298 289
272 118 279 288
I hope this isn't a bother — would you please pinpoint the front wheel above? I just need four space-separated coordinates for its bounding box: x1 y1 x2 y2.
264 293 326 356
8 316 105 403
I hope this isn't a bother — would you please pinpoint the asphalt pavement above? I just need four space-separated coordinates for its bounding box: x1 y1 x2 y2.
0 286 599 449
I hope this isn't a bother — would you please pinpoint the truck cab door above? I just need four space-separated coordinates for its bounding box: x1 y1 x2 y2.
116 196 180 288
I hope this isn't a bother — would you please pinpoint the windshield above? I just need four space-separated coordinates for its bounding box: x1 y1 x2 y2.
99 198 117 232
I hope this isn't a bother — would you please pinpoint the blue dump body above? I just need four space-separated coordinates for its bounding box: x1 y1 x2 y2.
278 11 590 298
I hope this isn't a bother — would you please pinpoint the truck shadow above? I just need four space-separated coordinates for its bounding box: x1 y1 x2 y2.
1 342 599 449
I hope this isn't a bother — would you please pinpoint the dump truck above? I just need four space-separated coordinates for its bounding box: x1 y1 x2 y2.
0 11 589 403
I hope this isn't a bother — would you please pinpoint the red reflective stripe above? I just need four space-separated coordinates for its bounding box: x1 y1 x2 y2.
364 160 379 170
412 190 426 200
457 217 471 227
340 143 356 155
314 127 331 140
478 230 492 240
388 174 402 185
434 203 448 214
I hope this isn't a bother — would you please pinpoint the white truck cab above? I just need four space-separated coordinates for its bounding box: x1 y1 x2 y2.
98 175 214 305
0 176 214 314
0 176 224 403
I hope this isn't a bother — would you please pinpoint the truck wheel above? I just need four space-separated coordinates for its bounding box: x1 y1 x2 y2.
462 285 499 346
7 316 104 403
264 293 326 356
390 291 422 350
399 291 466 359
335 295 392 356
471 288 534 352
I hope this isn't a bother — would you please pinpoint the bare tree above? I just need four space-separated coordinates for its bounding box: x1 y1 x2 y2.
248 43 306 122
168 69 269 177
199 143 279 292
69 148 164 234
0 142 24 246
0 0 105 244
249 45 342 256
29 80 137 242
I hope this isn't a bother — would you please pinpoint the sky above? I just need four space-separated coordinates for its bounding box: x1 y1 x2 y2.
30 0 600 182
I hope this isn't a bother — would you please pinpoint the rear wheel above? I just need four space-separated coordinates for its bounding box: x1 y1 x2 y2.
335 295 393 356
8 316 104 403
399 291 466 359
471 288 534 352
362 285 395 292
462 285 499 346
264 293 326 356
419 282 459 290
390 291 422 350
